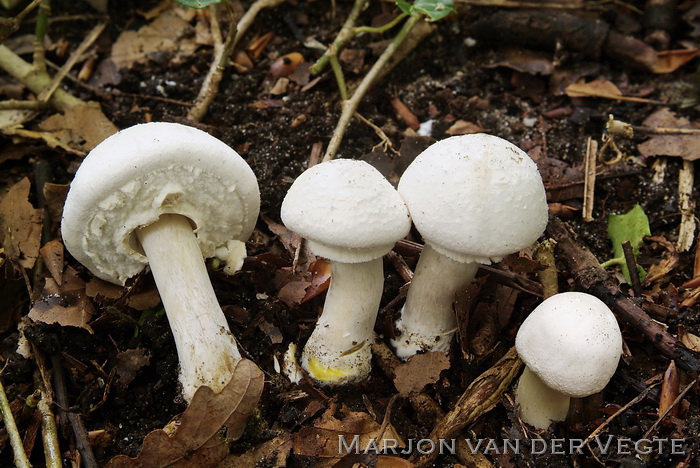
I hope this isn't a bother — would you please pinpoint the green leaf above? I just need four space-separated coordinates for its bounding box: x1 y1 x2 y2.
174 0 222 8
604 204 651 283
396 0 455 22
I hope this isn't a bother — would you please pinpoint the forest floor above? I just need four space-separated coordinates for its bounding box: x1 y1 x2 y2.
1 0 700 466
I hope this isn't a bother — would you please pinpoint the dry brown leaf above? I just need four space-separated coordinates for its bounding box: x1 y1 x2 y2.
485 47 553 75
377 455 415 467
43 182 69 222
658 360 680 420
40 240 64 286
292 404 405 459
110 5 193 70
39 105 118 153
644 235 679 284
445 120 488 136
652 49 700 74
565 78 622 98
679 329 700 352
0 253 24 333
28 266 94 332
220 433 292 468
301 258 331 303
106 359 264 468
0 177 43 269
393 352 450 396
637 108 700 160
115 348 151 388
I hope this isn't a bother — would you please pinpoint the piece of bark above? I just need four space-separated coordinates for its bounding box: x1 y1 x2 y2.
470 11 658 71
546 217 700 373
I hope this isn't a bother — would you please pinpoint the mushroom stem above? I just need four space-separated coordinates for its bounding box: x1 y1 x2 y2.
136 214 241 402
514 366 570 429
392 244 479 359
301 258 383 384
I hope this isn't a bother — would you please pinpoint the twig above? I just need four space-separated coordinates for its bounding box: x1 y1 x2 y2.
35 373 62 468
621 241 643 296
643 378 698 439
38 21 107 103
412 347 523 467
0 100 49 110
534 239 558 299
582 137 598 222
310 0 368 75
632 125 700 135
0 0 43 43
677 160 695 252
546 216 700 372
0 374 32 468
51 354 98 468
323 15 420 162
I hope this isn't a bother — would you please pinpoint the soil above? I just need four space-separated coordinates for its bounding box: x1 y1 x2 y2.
1 0 699 466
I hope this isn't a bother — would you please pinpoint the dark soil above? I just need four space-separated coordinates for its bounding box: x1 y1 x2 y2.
1 0 699 466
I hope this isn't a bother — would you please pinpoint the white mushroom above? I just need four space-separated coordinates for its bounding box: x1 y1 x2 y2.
514 292 623 429
392 134 548 359
281 159 410 385
61 122 260 402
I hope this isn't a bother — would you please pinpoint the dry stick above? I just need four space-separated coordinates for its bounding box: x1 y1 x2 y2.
51 355 98 468
0 0 43 42
632 125 700 135
187 0 285 122
0 375 32 468
677 160 695 253
37 21 107 103
322 15 420 162
582 137 598 222
310 0 368 75
546 216 700 373
412 347 523 467
34 373 62 468
621 241 643 297
534 239 558 299
643 378 698 440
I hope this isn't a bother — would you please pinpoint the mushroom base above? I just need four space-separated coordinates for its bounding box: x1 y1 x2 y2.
300 258 383 385
514 366 570 429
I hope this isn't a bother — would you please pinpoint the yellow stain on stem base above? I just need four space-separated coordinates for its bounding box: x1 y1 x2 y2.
306 357 351 383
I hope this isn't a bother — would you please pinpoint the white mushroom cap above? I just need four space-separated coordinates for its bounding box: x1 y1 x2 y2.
61 122 260 285
280 159 411 263
515 292 623 398
397 134 548 264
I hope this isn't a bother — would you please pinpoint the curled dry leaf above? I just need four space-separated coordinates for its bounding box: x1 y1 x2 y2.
28 266 94 332
39 240 65 286
114 348 151 388
39 105 118 153
220 433 292 468
652 49 700 74
659 360 680 421
106 359 264 468
0 177 43 269
445 120 488 136
565 78 622 99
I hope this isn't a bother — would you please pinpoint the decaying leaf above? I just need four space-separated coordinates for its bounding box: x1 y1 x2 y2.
38 105 118 153
637 108 700 160
565 78 622 99
28 266 94 332
445 120 488 136
393 352 450 396
301 258 331 303
644 236 680 284
0 177 43 269
485 47 554 75
652 49 700 74
658 360 680 421
40 240 65 286
220 433 292 467
106 359 264 468
292 403 405 459
115 348 151 388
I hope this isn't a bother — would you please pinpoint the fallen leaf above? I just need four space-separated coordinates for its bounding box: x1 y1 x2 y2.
637 108 700 160
220 433 292 467
43 182 69 223
485 47 553 75
679 329 700 352
115 348 151 388
292 403 405 459
0 177 43 269
301 258 331 303
659 361 680 420
565 78 622 98
39 240 64 286
390 98 420 130
106 359 264 468
445 120 487 136
0 253 24 333
38 105 118 153
393 352 450 396
377 455 415 467
644 236 679 284
28 266 94 332
652 49 700 74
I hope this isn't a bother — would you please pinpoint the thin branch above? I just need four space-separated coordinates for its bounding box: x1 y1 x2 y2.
0 374 32 468
310 0 368 75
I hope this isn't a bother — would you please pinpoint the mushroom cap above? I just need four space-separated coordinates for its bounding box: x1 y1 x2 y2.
61 122 260 285
397 134 547 264
280 159 411 263
515 292 623 398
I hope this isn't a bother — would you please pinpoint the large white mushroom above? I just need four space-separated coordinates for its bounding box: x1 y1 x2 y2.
515 292 623 429
392 134 548 359
61 122 260 402
281 159 410 385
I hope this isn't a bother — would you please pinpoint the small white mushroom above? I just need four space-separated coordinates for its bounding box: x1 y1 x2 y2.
392 134 548 359
281 159 410 385
61 122 260 402
514 292 623 429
